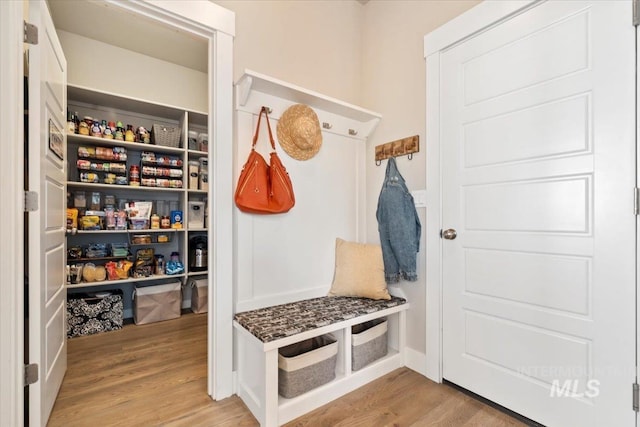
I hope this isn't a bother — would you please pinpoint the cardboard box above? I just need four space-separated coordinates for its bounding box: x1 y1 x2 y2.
133 282 181 325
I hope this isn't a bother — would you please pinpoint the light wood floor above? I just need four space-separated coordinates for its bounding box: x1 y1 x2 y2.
48 313 526 427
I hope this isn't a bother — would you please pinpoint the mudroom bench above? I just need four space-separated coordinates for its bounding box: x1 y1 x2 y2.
233 295 409 426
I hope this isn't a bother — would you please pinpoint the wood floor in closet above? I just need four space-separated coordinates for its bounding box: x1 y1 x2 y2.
48 313 526 427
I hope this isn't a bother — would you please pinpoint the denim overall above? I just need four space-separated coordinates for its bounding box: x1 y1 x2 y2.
376 157 421 284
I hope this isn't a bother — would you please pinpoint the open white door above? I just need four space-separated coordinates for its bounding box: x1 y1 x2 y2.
27 1 67 425
439 1 635 426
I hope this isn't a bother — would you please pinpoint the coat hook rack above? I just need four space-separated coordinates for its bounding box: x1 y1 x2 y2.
262 106 273 114
375 135 419 166
322 122 332 129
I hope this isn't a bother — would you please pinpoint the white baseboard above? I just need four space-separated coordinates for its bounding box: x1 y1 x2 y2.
404 347 427 377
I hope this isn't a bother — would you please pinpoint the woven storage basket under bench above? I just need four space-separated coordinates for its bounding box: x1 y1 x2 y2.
233 295 409 427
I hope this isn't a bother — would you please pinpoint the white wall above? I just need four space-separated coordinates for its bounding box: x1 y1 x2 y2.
234 108 368 312
57 30 208 112
217 0 479 369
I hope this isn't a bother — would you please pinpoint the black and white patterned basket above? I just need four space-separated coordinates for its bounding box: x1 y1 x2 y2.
67 291 124 338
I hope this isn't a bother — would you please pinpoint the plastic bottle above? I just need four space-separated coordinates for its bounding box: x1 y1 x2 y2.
67 110 75 134
103 121 114 139
78 117 91 135
74 112 80 134
125 124 135 142
137 126 150 143
90 120 102 138
155 255 165 275
115 121 125 141
129 165 140 186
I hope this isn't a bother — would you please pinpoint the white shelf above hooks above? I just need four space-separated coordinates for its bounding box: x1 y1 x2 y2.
235 69 382 140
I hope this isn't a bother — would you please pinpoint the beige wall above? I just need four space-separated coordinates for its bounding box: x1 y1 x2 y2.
214 0 364 105
215 0 479 359
362 0 480 356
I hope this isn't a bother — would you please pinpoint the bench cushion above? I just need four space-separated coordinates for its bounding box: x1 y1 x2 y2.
234 296 407 343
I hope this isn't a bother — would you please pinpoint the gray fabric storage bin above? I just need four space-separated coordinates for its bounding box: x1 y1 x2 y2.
351 318 388 371
278 334 338 398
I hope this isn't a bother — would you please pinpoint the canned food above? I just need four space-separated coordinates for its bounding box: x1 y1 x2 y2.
132 234 151 244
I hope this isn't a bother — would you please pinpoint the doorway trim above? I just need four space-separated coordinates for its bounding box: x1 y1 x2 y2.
0 1 26 426
1 2 235 425
102 0 236 401
423 0 538 382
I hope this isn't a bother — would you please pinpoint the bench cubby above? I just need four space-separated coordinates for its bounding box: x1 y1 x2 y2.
233 296 409 426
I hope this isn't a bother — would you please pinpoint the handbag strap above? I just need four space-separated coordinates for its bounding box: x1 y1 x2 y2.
252 106 276 151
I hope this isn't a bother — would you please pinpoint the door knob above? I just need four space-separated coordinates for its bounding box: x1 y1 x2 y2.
442 228 457 240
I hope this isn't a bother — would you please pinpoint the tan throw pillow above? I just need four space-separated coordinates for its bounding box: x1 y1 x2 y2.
328 238 391 300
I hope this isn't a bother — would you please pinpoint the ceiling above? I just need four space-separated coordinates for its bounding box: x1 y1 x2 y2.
47 0 209 73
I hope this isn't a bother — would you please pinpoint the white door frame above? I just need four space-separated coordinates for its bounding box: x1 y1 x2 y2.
424 0 548 382
0 2 235 425
0 1 27 426
105 0 236 401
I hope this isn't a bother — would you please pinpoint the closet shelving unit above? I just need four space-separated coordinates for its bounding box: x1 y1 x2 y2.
65 85 209 293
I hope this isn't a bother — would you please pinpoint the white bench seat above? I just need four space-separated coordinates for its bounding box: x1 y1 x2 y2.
233 295 409 426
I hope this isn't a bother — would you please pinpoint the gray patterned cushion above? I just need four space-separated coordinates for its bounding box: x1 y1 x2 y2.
234 295 407 343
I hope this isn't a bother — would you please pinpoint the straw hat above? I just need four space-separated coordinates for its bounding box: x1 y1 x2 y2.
276 104 323 161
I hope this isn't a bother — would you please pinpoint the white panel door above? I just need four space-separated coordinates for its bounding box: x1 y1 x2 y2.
441 2 635 426
28 1 67 425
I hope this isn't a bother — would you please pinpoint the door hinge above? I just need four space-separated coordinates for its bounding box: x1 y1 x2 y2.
634 188 639 215
23 21 38 45
24 191 38 212
24 364 38 386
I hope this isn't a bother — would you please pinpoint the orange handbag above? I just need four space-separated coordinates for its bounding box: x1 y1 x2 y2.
235 107 295 214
